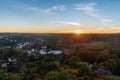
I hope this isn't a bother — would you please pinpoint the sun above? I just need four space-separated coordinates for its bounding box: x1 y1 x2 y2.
74 30 82 34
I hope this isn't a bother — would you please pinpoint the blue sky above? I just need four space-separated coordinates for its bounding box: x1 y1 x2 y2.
0 0 120 33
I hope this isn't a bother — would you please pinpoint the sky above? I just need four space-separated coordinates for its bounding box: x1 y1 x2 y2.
0 0 120 33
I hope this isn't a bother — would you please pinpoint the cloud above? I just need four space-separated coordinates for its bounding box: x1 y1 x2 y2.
97 27 120 32
74 2 113 24
28 5 66 14
56 21 81 26
48 5 66 11
32 0 39 2
97 27 107 30
102 19 112 24
74 3 99 17
75 3 96 12
111 27 120 31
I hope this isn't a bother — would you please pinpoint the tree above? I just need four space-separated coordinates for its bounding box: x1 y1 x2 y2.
50 61 60 70
64 56 81 67
109 76 120 80
44 71 59 80
44 70 76 80
99 59 117 74
76 62 90 73
59 70 75 80
0 69 21 80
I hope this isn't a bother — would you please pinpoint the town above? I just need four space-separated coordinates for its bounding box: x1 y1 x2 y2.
0 33 120 80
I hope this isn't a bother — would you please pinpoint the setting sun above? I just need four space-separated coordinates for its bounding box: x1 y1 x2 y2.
74 30 82 34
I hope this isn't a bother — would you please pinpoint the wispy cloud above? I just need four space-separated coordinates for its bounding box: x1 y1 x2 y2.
55 21 81 26
74 2 113 24
111 27 120 31
44 5 66 13
32 0 39 2
102 19 112 24
75 3 96 12
28 5 66 14
74 3 99 17
97 27 120 32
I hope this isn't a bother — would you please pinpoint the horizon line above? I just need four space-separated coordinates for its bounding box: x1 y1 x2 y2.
0 32 120 35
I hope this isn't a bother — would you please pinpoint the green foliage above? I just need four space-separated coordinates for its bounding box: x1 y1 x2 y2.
99 59 117 74
19 65 27 78
44 71 59 80
44 70 75 80
40 61 60 71
76 62 90 73
1 35 120 80
0 69 21 80
71 41 108 48
39 53 60 62
59 70 75 80
71 49 109 63
64 56 81 67
50 61 60 70
109 76 120 80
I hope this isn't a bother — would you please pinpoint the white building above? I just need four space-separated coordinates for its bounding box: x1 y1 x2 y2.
48 50 62 54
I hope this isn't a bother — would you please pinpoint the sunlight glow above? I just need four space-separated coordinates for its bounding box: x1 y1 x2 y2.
74 30 82 34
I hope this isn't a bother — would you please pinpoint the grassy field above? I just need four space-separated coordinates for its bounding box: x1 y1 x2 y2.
71 41 109 48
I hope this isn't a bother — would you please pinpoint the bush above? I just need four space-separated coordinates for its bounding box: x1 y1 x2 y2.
76 62 90 73
44 71 59 80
